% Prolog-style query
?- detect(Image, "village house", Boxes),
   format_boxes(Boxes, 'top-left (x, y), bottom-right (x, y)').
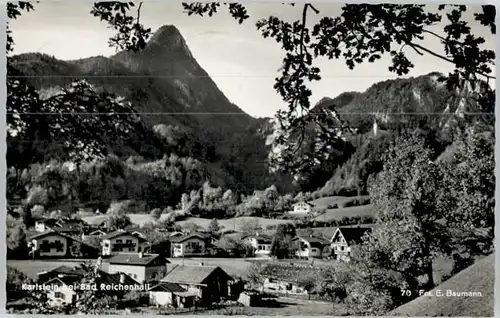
top-left (131, 230), bottom-right (148, 240)
top-left (34, 218), bottom-right (61, 232)
top-left (170, 233), bottom-right (209, 257)
top-left (105, 252), bottom-right (169, 283)
top-left (101, 230), bottom-right (146, 256)
top-left (243, 234), bottom-right (272, 257)
top-left (49, 224), bottom-right (83, 237)
top-left (168, 231), bottom-right (184, 238)
top-left (40, 267), bottom-right (139, 307)
top-left (260, 263), bottom-right (317, 296)
top-left (141, 239), bottom-right (172, 259)
top-left (293, 235), bottom-right (331, 259)
top-left (82, 228), bottom-right (107, 239)
top-left (330, 227), bottom-right (372, 261)
top-left (291, 201), bottom-right (315, 214)
top-left (37, 265), bottom-right (87, 284)
top-left (28, 231), bottom-right (99, 259)
top-left (148, 282), bottom-right (196, 309)
top-left (160, 264), bottom-right (234, 306)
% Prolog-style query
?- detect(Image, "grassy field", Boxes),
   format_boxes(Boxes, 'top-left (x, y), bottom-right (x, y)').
top-left (177, 216), bottom-right (293, 232)
top-left (312, 204), bottom-right (374, 222)
top-left (201, 297), bottom-right (344, 316)
top-left (83, 214), bottom-right (294, 231)
top-left (310, 195), bottom-right (369, 209)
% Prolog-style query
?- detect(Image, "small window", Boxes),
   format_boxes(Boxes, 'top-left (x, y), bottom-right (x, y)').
top-left (134, 274), bottom-right (137, 279)
top-left (116, 239), bottom-right (122, 243)
top-left (126, 239), bottom-right (132, 244)
top-left (55, 292), bottom-right (65, 300)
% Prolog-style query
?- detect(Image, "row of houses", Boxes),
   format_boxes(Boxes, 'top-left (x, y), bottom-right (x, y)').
top-left (27, 215), bottom-right (373, 261)
top-left (27, 225), bottom-right (371, 262)
top-left (26, 229), bottom-right (219, 260)
top-left (242, 226), bottom-right (372, 261)
top-left (37, 254), bottom-right (236, 309)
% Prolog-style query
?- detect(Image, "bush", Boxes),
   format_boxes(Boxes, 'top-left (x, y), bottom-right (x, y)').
top-left (150, 208), bottom-right (162, 220)
top-left (30, 205), bottom-right (46, 218)
top-left (327, 204), bottom-right (338, 209)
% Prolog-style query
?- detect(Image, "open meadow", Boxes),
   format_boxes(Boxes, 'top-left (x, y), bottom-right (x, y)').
top-left (313, 204), bottom-right (374, 222)
top-left (309, 195), bottom-right (370, 208)
top-left (83, 214), bottom-right (294, 231)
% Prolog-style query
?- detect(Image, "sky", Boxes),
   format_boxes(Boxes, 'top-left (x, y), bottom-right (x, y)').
top-left (10, 2), bottom-right (496, 118)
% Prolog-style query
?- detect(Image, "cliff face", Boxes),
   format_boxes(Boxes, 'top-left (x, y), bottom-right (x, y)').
top-left (315, 72), bottom-right (492, 133)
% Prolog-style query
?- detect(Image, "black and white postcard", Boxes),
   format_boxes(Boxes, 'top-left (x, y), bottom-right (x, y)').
top-left (6, 2), bottom-right (495, 316)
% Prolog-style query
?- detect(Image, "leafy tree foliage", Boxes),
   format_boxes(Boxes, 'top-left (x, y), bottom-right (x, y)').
top-left (207, 218), bottom-right (221, 234)
top-left (440, 129), bottom-right (495, 270)
top-left (368, 132), bottom-right (449, 290)
top-left (150, 208), bottom-right (162, 221)
top-left (270, 223), bottom-right (297, 259)
top-left (239, 219), bottom-right (262, 236)
top-left (105, 214), bottom-right (132, 231)
top-left (6, 266), bottom-right (29, 301)
top-left (7, 214), bottom-right (28, 257)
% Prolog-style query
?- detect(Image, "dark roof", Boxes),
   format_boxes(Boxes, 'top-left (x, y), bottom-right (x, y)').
top-left (42, 270), bottom-right (139, 288)
top-left (293, 201), bottom-right (315, 207)
top-left (334, 227), bottom-right (372, 244)
top-left (35, 218), bottom-right (59, 225)
top-left (260, 263), bottom-right (320, 283)
top-left (161, 265), bottom-right (233, 285)
top-left (60, 218), bottom-right (87, 225)
top-left (28, 230), bottom-right (69, 241)
top-left (170, 232), bottom-right (210, 243)
top-left (169, 232), bottom-right (184, 237)
top-left (131, 230), bottom-right (147, 238)
top-left (43, 275), bottom-right (81, 286)
top-left (107, 253), bottom-right (168, 266)
top-left (242, 234), bottom-right (273, 244)
top-left (296, 227), bottom-right (336, 241)
top-left (102, 230), bottom-right (146, 242)
top-left (293, 235), bottom-right (330, 245)
top-left (100, 271), bottom-right (140, 286)
top-left (38, 265), bottom-right (87, 277)
top-left (50, 224), bottom-right (83, 233)
top-left (88, 229), bottom-right (107, 236)
top-left (142, 239), bottom-right (171, 249)
top-left (149, 282), bottom-right (186, 293)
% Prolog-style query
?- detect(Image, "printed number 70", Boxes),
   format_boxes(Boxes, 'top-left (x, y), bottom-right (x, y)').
top-left (401, 290), bottom-right (412, 296)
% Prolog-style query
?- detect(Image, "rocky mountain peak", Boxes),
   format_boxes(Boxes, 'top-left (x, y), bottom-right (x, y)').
top-left (147, 25), bottom-right (192, 57)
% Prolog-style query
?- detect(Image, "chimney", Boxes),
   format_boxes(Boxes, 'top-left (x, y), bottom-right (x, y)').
top-left (119, 273), bottom-right (125, 284)
top-left (138, 252), bottom-right (143, 259)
